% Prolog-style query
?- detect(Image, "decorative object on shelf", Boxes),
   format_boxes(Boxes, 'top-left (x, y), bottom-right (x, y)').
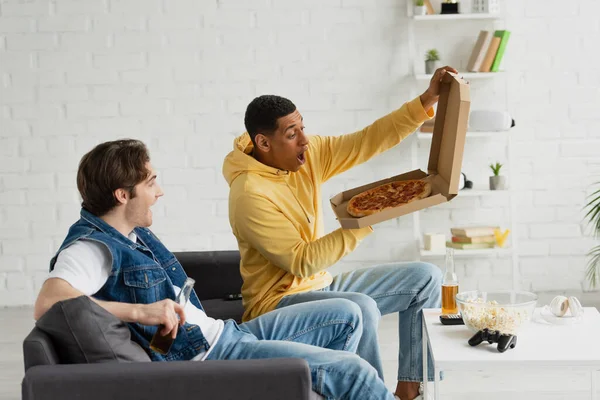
top-left (489, 162), bottom-right (506, 190)
top-left (449, 226), bottom-right (498, 250)
top-left (469, 109), bottom-right (515, 131)
top-left (424, 0), bottom-right (435, 14)
top-left (414, 0), bottom-right (427, 15)
top-left (469, 29), bottom-right (510, 72)
top-left (424, 49), bottom-right (440, 74)
top-left (472, 0), bottom-right (499, 14)
top-left (584, 181), bottom-right (600, 288)
top-left (441, 0), bottom-right (459, 14)
top-left (451, 226), bottom-right (498, 237)
top-left (466, 30), bottom-right (493, 72)
top-left (493, 228), bottom-right (510, 247)
top-left (459, 172), bottom-right (473, 190)
top-left (490, 30), bottom-right (511, 72)
top-left (424, 233), bottom-right (446, 252)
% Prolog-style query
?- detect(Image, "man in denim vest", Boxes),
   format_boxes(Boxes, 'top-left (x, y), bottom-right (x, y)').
top-left (34, 139), bottom-right (396, 400)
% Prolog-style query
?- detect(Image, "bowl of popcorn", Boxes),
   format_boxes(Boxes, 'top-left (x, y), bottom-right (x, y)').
top-left (455, 290), bottom-right (538, 334)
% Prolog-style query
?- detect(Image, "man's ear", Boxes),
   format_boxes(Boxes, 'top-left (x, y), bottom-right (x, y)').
top-left (113, 188), bottom-right (129, 205)
top-left (254, 133), bottom-right (271, 153)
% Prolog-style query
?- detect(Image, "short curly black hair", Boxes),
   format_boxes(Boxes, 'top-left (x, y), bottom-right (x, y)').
top-left (244, 95), bottom-right (297, 144)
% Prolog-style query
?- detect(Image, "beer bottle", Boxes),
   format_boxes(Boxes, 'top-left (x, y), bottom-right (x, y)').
top-left (149, 277), bottom-right (195, 355)
top-left (441, 247), bottom-right (459, 315)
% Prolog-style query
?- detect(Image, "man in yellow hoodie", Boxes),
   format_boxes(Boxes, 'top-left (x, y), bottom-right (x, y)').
top-left (223, 66), bottom-right (456, 400)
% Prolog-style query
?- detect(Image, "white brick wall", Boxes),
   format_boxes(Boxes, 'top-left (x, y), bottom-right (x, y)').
top-left (1, 0), bottom-right (599, 306)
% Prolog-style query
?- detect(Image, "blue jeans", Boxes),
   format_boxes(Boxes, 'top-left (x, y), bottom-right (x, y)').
top-left (277, 262), bottom-right (442, 382)
top-left (206, 298), bottom-right (395, 400)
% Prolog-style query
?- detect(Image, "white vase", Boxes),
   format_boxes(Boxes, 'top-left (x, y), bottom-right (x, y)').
top-left (414, 5), bottom-right (427, 15)
top-left (489, 176), bottom-right (507, 190)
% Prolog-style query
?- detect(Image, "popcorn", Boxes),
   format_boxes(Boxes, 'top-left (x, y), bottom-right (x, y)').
top-left (459, 298), bottom-right (531, 334)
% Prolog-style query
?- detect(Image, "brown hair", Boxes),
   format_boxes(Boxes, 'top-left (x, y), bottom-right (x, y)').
top-left (77, 139), bottom-right (151, 216)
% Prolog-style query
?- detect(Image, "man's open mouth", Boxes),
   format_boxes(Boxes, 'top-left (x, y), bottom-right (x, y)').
top-left (297, 152), bottom-right (306, 164)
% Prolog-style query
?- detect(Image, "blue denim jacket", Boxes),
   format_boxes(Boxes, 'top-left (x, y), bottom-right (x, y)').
top-left (50, 208), bottom-right (210, 361)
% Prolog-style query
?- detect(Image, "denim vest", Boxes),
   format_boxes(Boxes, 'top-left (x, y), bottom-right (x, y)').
top-left (50, 208), bottom-right (210, 361)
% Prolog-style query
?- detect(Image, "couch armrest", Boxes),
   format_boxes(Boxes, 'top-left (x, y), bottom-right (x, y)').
top-left (22, 358), bottom-right (312, 400)
top-left (23, 327), bottom-right (60, 371)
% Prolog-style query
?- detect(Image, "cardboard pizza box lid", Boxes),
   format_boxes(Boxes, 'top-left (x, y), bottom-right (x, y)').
top-left (427, 72), bottom-right (470, 198)
top-left (330, 72), bottom-right (470, 229)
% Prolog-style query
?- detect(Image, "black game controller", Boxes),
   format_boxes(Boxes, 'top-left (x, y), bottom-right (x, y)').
top-left (468, 328), bottom-right (517, 353)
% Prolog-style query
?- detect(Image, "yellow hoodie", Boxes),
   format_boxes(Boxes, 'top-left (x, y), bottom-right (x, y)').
top-left (223, 96), bottom-right (433, 322)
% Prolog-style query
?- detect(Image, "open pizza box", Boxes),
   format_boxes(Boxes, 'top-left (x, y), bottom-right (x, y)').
top-left (330, 72), bottom-right (470, 229)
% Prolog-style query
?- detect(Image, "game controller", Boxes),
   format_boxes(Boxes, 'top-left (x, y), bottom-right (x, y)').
top-left (468, 328), bottom-right (517, 353)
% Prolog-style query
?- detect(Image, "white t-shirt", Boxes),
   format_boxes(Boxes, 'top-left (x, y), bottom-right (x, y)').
top-left (48, 232), bottom-right (224, 361)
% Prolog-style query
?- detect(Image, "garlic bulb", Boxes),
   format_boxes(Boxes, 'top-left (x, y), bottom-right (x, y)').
top-left (549, 296), bottom-right (569, 317)
top-left (568, 296), bottom-right (583, 318)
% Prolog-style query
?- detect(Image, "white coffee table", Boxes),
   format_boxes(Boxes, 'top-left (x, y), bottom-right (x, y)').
top-left (422, 307), bottom-right (600, 400)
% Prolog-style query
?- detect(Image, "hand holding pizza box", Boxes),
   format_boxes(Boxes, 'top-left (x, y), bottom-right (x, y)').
top-left (330, 72), bottom-right (470, 229)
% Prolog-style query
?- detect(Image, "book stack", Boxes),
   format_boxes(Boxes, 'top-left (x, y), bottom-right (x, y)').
top-left (466, 30), bottom-right (511, 73)
top-left (446, 226), bottom-right (498, 250)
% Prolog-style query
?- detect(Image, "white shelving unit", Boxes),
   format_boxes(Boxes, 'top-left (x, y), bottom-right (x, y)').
top-left (406, 2), bottom-right (519, 290)
top-left (412, 13), bottom-right (500, 21)
top-left (420, 247), bottom-right (513, 258)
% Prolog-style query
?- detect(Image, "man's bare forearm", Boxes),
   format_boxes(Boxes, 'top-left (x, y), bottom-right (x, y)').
top-left (34, 278), bottom-right (184, 337)
top-left (34, 277), bottom-right (139, 322)
top-left (91, 298), bottom-right (140, 322)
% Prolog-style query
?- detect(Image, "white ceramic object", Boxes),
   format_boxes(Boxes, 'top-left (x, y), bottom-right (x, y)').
top-left (568, 296), bottom-right (583, 317)
top-left (414, 5), bottom-right (427, 15)
top-left (549, 295), bottom-right (569, 317)
top-left (424, 233), bottom-right (445, 252)
top-left (472, 0), bottom-right (499, 13)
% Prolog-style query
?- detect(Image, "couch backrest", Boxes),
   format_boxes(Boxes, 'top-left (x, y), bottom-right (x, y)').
top-left (173, 251), bottom-right (242, 300)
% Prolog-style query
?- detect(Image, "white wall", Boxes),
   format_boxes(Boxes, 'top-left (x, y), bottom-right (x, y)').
top-left (1, 0), bottom-right (599, 306)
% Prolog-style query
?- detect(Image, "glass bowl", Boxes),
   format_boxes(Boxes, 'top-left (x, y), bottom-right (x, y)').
top-left (455, 290), bottom-right (538, 334)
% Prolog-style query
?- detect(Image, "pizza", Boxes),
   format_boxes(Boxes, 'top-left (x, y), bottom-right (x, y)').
top-left (346, 179), bottom-right (432, 217)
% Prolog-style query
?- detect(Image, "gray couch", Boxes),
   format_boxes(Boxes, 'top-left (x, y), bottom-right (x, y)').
top-left (22, 251), bottom-right (323, 400)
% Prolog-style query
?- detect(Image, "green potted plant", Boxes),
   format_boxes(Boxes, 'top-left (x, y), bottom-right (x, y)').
top-left (489, 162), bottom-right (506, 190)
top-left (585, 184), bottom-right (600, 289)
top-left (414, 0), bottom-right (427, 15)
top-left (425, 49), bottom-right (440, 74)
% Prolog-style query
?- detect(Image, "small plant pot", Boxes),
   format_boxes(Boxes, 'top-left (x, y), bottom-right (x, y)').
top-left (414, 5), bottom-right (427, 15)
top-left (425, 60), bottom-right (439, 74)
top-left (489, 176), bottom-right (507, 190)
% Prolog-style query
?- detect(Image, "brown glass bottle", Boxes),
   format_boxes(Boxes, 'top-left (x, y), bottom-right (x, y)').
top-left (441, 247), bottom-right (459, 315)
